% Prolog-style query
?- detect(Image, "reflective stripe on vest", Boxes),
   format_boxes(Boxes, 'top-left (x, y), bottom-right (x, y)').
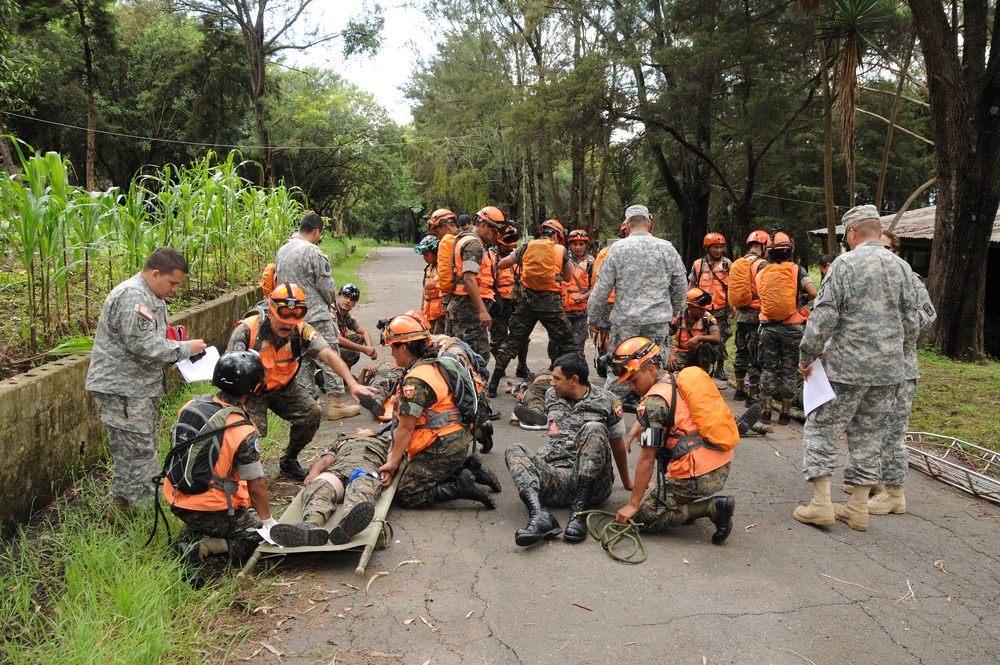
top-left (244, 314), bottom-right (303, 391)
top-left (645, 379), bottom-right (733, 478)
top-left (163, 400), bottom-right (255, 512)
top-left (395, 362), bottom-right (465, 459)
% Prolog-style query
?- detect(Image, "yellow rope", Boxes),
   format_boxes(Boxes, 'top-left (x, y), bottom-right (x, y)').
top-left (577, 510), bottom-right (647, 564)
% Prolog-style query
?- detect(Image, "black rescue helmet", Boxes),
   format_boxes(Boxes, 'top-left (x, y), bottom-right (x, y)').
top-left (213, 351), bottom-right (265, 396)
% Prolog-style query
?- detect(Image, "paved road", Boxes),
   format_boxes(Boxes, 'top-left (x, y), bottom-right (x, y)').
top-left (250, 246), bottom-right (1000, 665)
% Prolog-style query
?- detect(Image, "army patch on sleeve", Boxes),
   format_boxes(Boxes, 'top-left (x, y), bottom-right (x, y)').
top-left (402, 384), bottom-right (415, 398)
top-left (134, 303), bottom-right (154, 331)
top-left (636, 401), bottom-right (645, 417)
top-left (613, 399), bottom-right (624, 418)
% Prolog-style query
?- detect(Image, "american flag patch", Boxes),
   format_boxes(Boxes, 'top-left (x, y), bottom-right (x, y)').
top-left (136, 304), bottom-right (154, 320)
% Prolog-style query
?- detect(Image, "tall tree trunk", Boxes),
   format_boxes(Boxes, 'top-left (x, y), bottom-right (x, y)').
top-left (0, 113), bottom-right (20, 176)
top-left (77, 2), bottom-right (96, 191)
top-left (818, 36), bottom-right (838, 254)
top-left (875, 31), bottom-right (916, 212)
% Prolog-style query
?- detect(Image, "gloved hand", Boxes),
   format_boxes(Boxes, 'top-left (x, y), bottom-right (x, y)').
top-left (261, 517), bottom-right (278, 529)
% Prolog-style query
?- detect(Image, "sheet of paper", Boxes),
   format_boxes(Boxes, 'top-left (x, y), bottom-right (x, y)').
top-left (255, 524), bottom-right (278, 546)
top-left (175, 345), bottom-right (220, 383)
top-left (803, 358), bottom-right (836, 416)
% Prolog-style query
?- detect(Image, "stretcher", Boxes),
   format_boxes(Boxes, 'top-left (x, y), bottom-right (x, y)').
top-left (238, 460), bottom-right (404, 578)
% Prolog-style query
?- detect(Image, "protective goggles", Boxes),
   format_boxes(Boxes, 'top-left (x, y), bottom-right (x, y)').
top-left (272, 299), bottom-right (307, 320)
top-left (607, 341), bottom-right (660, 382)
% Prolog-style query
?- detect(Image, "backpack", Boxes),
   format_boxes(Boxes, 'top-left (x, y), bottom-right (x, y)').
top-left (520, 239), bottom-right (564, 292)
top-left (162, 396), bottom-right (253, 503)
top-left (417, 352), bottom-right (479, 426)
top-left (758, 262), bottom-right (806, 322)
top-left (666, 368), bottom-right (740, 451)
top-left (261, 263), bottom-right (276, 296)
top-left (729, 255), bottom-right (763, 309)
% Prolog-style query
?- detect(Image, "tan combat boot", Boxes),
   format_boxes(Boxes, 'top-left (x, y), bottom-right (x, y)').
top-left (835, 485), bottom-right (871, 531)
top-left (327, 394), bottom-right (361, 420)
top-left (843, 482), bottom-right (885, 495)
top-left (867, 485), bottom-right (906, 515)
top-left (793, 476), bottom-right (835, 526)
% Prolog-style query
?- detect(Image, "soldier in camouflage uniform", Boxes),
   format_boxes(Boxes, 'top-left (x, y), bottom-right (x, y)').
top-left (586, 205), bottom-right (687, 407)
top-left (377, 315), bottom-right (497, 509)
top-left (609, 338), bottom-right (736, 543)
top-left (795, 205), bottom-right (919, 533)
top-left (667, 288), bottom-right (722, 374)
top-left (506, 354), bottom-right (632, 545)
top-left (270, 431), bottom-right (387, 547)
top-left (756, 231), bottom-right (817, 425)
top-left (229, 284), bottom-right (374, 481)
top-left (489, 219), bottom-right (576, 398)
top-left (86, 247), bottom-right (208, 517)
top-left (334, 283), bottom-right (378, 369)
top-left (273, 213), bottom-right (359, 420)
top-left (446, 207), bottom-right (507, 363)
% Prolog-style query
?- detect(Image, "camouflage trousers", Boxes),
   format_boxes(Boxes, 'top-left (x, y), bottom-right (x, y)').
top-left (93, 392), bottom-right (160, 504)
top-left (733, 320), bottom-right (762, 383)
top-left (396, 428), bottom-right (474, 508)
top-left (635, 463), bottom-right (730, 532)
top-left (170, 506), bottom-right (261, 563)
top-left (505, 422), bottom-right (614, 507)
top-left (302, 436), bottom-right (389, 520)
top-left (495, 291), bottom-right (574, 373)
top-left (245, 380), bottom-right (321, 459)
top-left (447, 295), bottom-right (491, 364)
top-left (604, 321), bottom-right (673, 399)
top-left (430, 315), bottom-right (447, 335)
top-left (709, 309), bottom-right (731, 369)
top-left (489, 297), bottom-right (515, 360)
top-left (554, 310), bottom-right (589, 359)
top-left (297, 318), bottom-right (345, 397)
top-left (364, 363), bottom-right (404, 406)
top-left (672, 343), bottom-right (720, 374)
top-left (758, 322), bottom-right (804, 399)
top-left (879, 378), bottom-right (917, 486)
top-left (339, 331), bottom-right (365, 370)
top-left (802, 381), bottom-right (899, 485)
top-left (516, 375), bottom-right (551, 422)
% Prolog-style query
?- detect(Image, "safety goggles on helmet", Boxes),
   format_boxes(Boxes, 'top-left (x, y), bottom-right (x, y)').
top-left (475, 205), bottom-right (506, 229)
top-left (339, 283), bottom-right (361, 301)
top-left (427, 208), bottom-right (457, 229)
top-left (414, 234), bottom-right (440, 254)
top-left (567, 229), bottom-right (590, 243)
top-left (269, 283), bottom-right (308, 323)
top-left (686, 287), bottom-right (713, 308)
top-left (498, 224), bottom-right (520, 246)
top-left (608, 337), bottom-right (661, 383)
top-left (538, 219), bottom-right (565, 243)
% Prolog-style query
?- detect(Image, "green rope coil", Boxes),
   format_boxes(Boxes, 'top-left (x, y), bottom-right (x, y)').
top-left (576, 510), bottom-right (647, 564)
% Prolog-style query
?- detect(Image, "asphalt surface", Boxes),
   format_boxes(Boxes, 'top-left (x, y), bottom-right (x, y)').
top-left (249, 246), bottom-right (1000, 665)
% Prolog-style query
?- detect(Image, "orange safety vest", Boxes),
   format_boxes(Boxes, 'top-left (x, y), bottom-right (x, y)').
top-left (452, 233), bottom-right (495, 300)
top-left (519, 239), bottom-right (565, 292)
top-left (243, 314), bottom-right (304, 392)
top-left (562, 255), bottom-right (593, 311)
top-left (422, 264), bottom-right (445, 322)
top-left (593, 246), bottom-right (615, 304)
top-left (496, 260), bottom-right (515, 299)
top-left (643, 379), bottom-right (734, 479)
top-left (163, 398), bottom-right (255, 512)
top-left (395, 362), bottom-right (466, 459)
top-left (672, 312), bottom-right (714, 352)
top-left (437, 234), bottom-right (457, 296)
top-left (692, 256), bottom-right (730, 310)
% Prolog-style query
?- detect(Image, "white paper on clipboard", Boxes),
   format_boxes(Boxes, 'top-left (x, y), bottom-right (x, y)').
top-left (175, 346), bottom-right (220, 383)
top-left (803, 359), bottom-right (836, 415)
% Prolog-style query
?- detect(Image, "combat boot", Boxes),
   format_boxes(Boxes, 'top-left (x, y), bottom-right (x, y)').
top-left (358, 394), bottom-right (385, 419)
top-left (514, 489), bottom-right (562, 546)
top-left (107, 497), bottom-right (132, 525)
top-left (713, 366), bottom-right (729, 382)
top-left (327, 394), bottom-right (361, 421)
top-left (478, 421), bottom-right (494, 453)
top-left (329, 502), bottom-right (376, 545)
top-left (463, 455), bottom-right (502, 492)
top-left (867, 485), bottom-right (906, 515)
top-left (487, 369), bottom-right (504, 399)
top-left (432, 469), bottom-right (496, 509)
top-left (733, 375), bottom-right (747, 402)
top-left (563, 479), bottom-right (592, 542)
top-left (736, 401), bottom-right (763, 436)
top-left (513, 403), bottom-right (547, 427)
top-left (280, 455), bottom-right (308, 481)
top-left (709, 495), bottom-right (736, 544)
top-left (515, 364), bottom-right (530, 379)
top-left (793, 476), bottom-right (836, 526)
top-left (844, 482), bottom-right (884, 495)
top-left (173, 540), bottom-right (206, 589)
top-left (745, 383), bottom-right (760, 407)
top-left (271, 522), bottom-right (330, 547)
top-left (778, 397), bottom-right (793, 425)
top-left (759, 396), bottom-right (773, 424)
top-left (835, 485), bottom-right (871, 531)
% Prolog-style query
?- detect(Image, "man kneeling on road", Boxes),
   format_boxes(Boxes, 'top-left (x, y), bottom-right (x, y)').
top-left (506, 354), bottom-right (632, 546)
top-left (610, 337), bottom-right (736, 544)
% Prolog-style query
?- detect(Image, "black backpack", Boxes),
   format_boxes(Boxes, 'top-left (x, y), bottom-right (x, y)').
top-left (415, 353), bottom-right (479, 427)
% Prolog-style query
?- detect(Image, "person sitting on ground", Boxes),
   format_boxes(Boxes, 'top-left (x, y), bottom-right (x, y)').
top-left (667, 288), bottom-right (722, 373)
top-left (334, 283), bottom-right (378, 369)
top-left (608, 338), bottom-right (737, 544)
top-left (505, 353), bottom-right (632, 546)
top-left (165, 351), bottom-right (275, 582)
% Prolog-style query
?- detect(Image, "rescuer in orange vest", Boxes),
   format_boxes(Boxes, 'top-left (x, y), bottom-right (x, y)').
top-left (561, 229), bottom-right (596, 358)
top-left (688, 232), bottom-right (732, 381)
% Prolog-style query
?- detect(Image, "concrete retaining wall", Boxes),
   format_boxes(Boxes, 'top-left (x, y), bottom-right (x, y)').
top-left (0, 285), bottom-right (260, 535)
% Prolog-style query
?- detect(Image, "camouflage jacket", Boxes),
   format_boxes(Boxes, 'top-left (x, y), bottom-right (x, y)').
top-left (538, 385), bottom-right (626, 466)
top-left (274, 235), bottom-right (337, 325)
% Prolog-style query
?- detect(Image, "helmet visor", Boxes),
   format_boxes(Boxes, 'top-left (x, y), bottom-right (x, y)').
top-left (272, 302), bottom-right (307, 321)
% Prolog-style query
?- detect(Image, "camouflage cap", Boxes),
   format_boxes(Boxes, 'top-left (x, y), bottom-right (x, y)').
top-left (624, 204), bottom-right (650, 221)
top-left (842, 204), bottom-right (881, 231)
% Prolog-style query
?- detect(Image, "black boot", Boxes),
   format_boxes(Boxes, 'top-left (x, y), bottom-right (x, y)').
top-left (271, 522), bottom-right (329, 547)
top-left (515, 364), bottom-right (530, 378)
top-left (513, 403), bottom-right (547, 427)
top-left (733, 376), bottom-right (747, 402)
top-left (358, 394), bottom-right (385, 419)
top-left (280, 455), bottom-right (308, 481)
top-left (563, 479), bottom-right (592, 542)
top-left (710, 495), bottom-right (736, 545)
top-left (329, 502), bottom-right (376, 545)
top-left (463, 455), bottom-right (501, 492)
top-left (432, 469), bottom-right (496, 509)
top-left (514, 489), bottom-right (561, 546)
top-left (736, 401), bottom-right (763, 436)
top-left (487, 368), bottom-right (504, 399)
top-left (173, 540), bottom-right (206, 589)
top-left (478, 421), bottom-right (494, 454)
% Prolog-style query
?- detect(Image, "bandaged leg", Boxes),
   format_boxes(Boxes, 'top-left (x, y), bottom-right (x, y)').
top-left (301, 472), bottom-right (345, 525)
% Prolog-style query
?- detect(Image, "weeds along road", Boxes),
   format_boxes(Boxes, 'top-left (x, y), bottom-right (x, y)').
top-left (242, 246), bottom-right (1000, 665)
